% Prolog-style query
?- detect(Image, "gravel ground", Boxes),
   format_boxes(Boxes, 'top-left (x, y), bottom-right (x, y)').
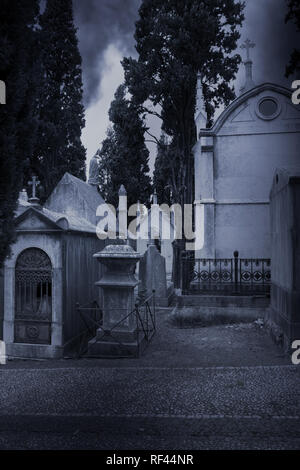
top-left (1, 308), bottom-right (290, 369)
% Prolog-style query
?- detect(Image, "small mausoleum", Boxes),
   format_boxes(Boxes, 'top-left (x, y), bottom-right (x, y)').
top-left (1, 173), bottom-right (106, 359)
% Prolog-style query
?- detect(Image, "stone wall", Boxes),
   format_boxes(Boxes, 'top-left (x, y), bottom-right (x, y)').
top-left (266, 167), bottom-right (300, 351)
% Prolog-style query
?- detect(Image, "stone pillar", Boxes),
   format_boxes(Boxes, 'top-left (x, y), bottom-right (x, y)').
top-left (88, 244), bottom-right (142, 357)
top-left (194, 135), bottom-right (215, 258)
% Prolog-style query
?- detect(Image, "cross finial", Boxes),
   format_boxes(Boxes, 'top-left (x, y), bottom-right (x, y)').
top-left (241, 38), bottom-right (255, 61)
top-left (28, 175), bottom-right (40, 203)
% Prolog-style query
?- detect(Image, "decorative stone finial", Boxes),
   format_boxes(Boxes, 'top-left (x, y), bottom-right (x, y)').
top-left (118, 184), bottom-right (127, 196)
top-left (28, 175), bottom-right (40, 205)
top-left (118, 184), bottom-right (127, 240)
top-left (240, 38), bottom-right (256, 95)
top-left (241, 38), bottom-right (255, 61)
top-left (152, 189), bottom-right (158, 205)
top-left (19, 189), bottom-right (28, 203)
top-left (88, 151), bottom-right (100, 186)
top-left (195, 72), bottom-right (207, 133)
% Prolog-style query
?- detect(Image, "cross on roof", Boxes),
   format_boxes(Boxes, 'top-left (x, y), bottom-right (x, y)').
top-left (28, 175), bottom-right (40, 200)
top-left (241, 38), bottom-right (255, 61)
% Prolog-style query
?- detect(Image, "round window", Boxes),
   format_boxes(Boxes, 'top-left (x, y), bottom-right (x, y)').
top-left (259, 99), bottom-right (278, 117)
top-left (256, 97), bottom-right (281, 120)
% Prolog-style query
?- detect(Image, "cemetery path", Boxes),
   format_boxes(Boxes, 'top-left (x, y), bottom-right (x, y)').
top-left (0, 309), bottom-right (299, 449)
top-left (1, 308), bottom-right (292, 369)
top-left (0, 364), bottom-right (299, 449)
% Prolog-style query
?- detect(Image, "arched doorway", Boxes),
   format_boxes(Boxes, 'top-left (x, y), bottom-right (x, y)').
top-left (14, 248), bottom-right (52, 344)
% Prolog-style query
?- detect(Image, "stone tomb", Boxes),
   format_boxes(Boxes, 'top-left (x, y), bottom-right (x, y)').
top-left (2, 173), bottom-right (106, 359)
top-left (88, 243), bottom-right (143, 357)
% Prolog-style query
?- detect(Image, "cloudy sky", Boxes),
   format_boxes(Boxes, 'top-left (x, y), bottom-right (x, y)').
top-left (73, 0), bottom-right (298, 173)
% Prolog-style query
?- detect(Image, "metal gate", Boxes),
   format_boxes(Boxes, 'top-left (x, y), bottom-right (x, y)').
top-left (182, 251), bottom-right (271, 295)
top-left (14, 248), bottom-right (52, 344)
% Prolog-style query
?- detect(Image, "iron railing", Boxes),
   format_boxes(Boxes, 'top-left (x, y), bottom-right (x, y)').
top-left (181, 251), bottom-right (271, 296)
top-left (75, 291), bottom-right (156, 358)
top-left (73, 300), bottom-right (103, 357)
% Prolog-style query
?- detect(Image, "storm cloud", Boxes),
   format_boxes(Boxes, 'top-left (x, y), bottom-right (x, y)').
top-left (74, 0), bottom-right (298, 107)
top-left (73, 0), bottom-right (141, 106)
top-left (235, 0), bottom-right (299, 92)
top-left (74, 0), bottom-right (299, 164)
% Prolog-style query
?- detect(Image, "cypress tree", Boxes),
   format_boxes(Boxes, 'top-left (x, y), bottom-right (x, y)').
top-left (0, 0), bottom-right (40, 267)
top-left (32, 0), bottom-right (86, 199)
top-left (285, 0), bottom-right (300, 76)
top-left (98, 84), bottom-right (152, 209)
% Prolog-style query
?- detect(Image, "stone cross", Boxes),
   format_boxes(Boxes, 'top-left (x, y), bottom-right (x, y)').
top-left (28, 175), bottom-right (40, 200)
top-left (241, 38), bottom-right (255, 61)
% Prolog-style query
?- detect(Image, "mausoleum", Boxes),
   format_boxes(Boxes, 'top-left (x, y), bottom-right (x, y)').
top-left (1, 173), bottom-right (106, 359)
top-left (194, 43), bottom-right (300, 259)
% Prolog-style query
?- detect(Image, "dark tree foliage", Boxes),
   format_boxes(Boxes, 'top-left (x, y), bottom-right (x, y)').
top-left (98, 84), bottom-right (152, 209)
top-left (0, 0), bottom-right (40, 267)
top-left (153, 133), bottom-right (173, 205)
top-left (285, 0), bottom-right (300, 77)
top-left (123, 0), bottom-right (245, 206)
top-left (31, 0), bottom-right (86, 200)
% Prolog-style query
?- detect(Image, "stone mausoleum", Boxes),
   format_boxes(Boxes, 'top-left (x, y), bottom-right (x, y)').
top-left (0, 173), bottom-right (106, 359)
top-left (194, 43), bottom-right (300, 259)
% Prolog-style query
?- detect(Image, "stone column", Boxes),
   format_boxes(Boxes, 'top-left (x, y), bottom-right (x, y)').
top-left (88, 244), bottom-right (142, 357)
top-left (194, 135), bottom-right (216, 258)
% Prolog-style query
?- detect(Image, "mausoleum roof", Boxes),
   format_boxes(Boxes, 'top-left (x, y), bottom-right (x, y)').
top-left (199, 83), bottom-right (292, 136)
top-left (15, 172), bottom-right (108, 235)
top-left (44, 172), bottom-right (108, 226)
top-left (15, 204), bottom-right (103, 234)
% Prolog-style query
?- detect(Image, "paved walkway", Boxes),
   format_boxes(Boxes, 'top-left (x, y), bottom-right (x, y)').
top-left (0, 309), bottom-right (299, 449)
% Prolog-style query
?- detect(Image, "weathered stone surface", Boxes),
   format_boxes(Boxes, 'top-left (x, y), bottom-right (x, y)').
top-left (266, 167), bottom-right (300, 352)
top-left (139, 244), bottom-right (172, 307)
top-left (88, 243), bottom-right (142, 357)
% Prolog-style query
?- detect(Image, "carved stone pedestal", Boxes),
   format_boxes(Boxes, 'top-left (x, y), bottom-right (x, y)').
top-left (88, 244), bottom-right (142, 357)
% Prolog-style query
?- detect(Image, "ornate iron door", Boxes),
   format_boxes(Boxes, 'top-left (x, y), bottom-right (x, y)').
top-left (15, 248), bottom-right (52, 344)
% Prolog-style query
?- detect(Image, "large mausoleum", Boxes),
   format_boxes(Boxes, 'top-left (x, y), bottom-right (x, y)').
top-left (194, 73), bottom-right (300, 260)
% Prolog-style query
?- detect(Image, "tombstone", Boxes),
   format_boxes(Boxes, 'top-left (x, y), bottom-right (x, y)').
top-left (139, 244), bottom-right (172, 307)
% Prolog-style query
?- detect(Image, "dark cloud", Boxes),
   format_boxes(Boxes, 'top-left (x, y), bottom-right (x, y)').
top-left (73, 0), bottom-right (141, 106)
top-left (236, 0), bottom-right (299, 91)
top-left (73, 0), bottom-right (299, 107)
